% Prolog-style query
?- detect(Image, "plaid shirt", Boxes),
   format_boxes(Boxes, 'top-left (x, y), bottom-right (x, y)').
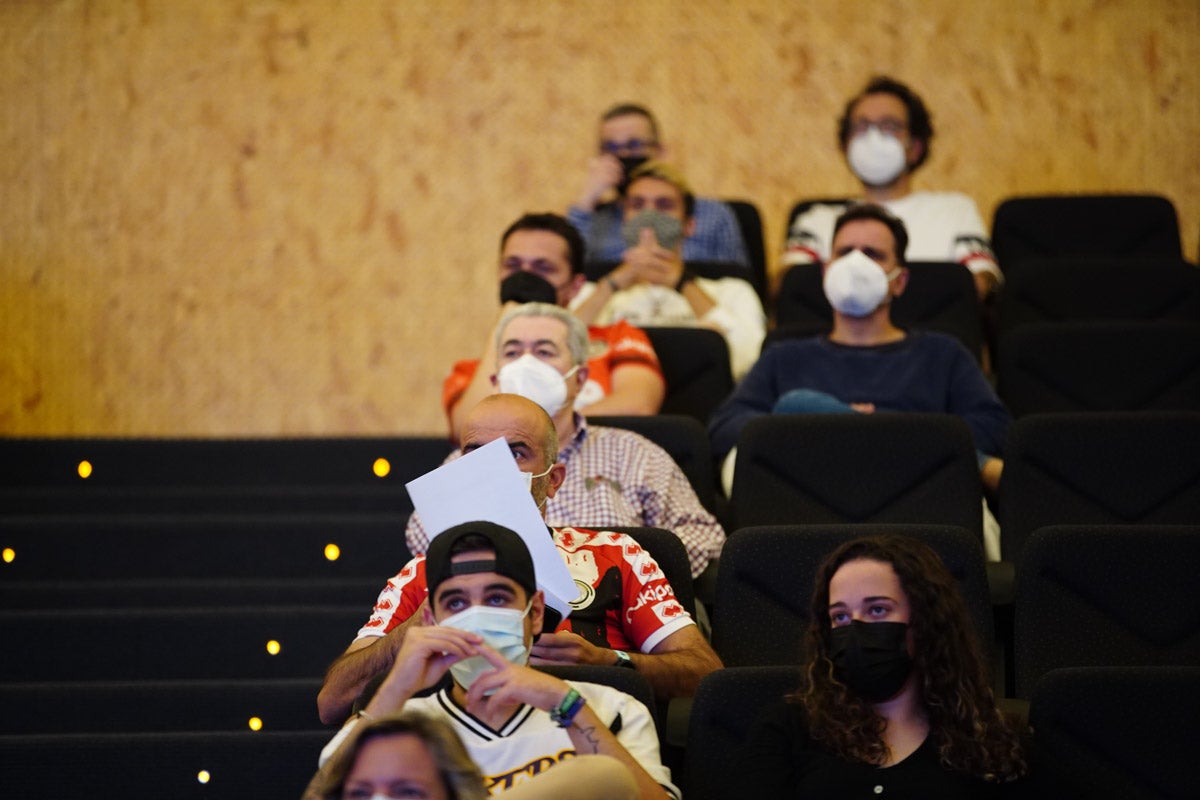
top-left (567, 197), bottom-right (750, 267)
top-left (405, 416), bottom-right (725, 577)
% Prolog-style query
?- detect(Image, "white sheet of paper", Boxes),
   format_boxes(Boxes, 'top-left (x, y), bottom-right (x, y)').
top-left (406, 437), bottom-right (579, 619)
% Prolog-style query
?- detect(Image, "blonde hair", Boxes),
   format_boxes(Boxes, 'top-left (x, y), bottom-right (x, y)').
top-left (626, 160), bottom-right (695, 217)
top-left (305, 711), bottom-right (488, 800)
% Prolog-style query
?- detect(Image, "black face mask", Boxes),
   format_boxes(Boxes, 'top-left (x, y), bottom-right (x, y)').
top-left (829, 620), bottom-right (913, 703)
top-left (500, 271), bottom-right (559, 306)
top-left (617, 155), bottom-right (650, 193)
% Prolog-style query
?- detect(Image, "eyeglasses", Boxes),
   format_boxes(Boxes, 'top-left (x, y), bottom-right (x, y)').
top-left (849, 117), bottom-right (907, 137)
top-left (600, 138), bottom-right (658, 156)
top-left (627, 195), bottom-right (679, 213)
top-left (833, 246), bottom-right (894, 265)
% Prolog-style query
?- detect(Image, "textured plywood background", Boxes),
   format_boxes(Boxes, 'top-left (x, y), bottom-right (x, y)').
top-left (3, 0), bottom-right (1197, 436)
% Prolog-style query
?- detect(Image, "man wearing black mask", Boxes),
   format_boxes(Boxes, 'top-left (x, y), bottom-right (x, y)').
top-left (566, 104), bottom-right (749, 267)
top-left (444, 212), bottom-right (664, 444)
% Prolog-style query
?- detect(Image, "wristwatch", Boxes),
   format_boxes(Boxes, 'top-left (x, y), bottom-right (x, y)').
top-left (613, 649), bottom-right (635, 669)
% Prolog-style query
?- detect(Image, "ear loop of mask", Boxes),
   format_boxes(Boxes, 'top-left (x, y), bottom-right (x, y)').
top-left (524, 461), bottom-right (556, 508)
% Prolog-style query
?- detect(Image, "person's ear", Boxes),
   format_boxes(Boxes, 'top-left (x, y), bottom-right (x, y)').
top-left (421, 600), bottom-right (437, 626)
top-left (545, 462), bottom-right (567, 498)
top-left (891, 267), bottom-right (910, 297)
top-left (573, 364), bottom-right (590, 390)
top-left (528, 590), bottom-right (546, 639)
top-left (561, 273), bottom-right (587, 305)
top-left (684, 215), bottom-right (697, 239)
top-left (906, 137), bottom-right (925, 168)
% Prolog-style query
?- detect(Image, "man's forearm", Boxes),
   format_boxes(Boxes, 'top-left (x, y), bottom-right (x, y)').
top-left (678, 280), bottom-right (717, 319)
top-left (565, 706), bottom-right (669, 800)
top-left (627, 640), bottom-right (722, 698)
top-left (581, 365), bottom-right (664, 417)
top-left (317, 623), bottom-right (413, 724)
top-left (570, 284), bottom-right (612, 327)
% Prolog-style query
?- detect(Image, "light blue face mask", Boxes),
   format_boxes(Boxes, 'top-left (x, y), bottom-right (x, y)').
top-left (439, 602), bottom-right (532, 692)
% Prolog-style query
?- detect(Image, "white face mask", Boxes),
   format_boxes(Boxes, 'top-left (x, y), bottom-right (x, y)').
top-left (521, 462), bottom-right (555, 491)
top-left (438, 602), bottom-right (532, 691)
top-left (522, 462), bottom-right (555, 511)
top-left (496, 354), bottom-right (578, 417)
top-left (823, 249), bottom-right (901, 317)
top-left (847, 127), bottom-right (908, 186)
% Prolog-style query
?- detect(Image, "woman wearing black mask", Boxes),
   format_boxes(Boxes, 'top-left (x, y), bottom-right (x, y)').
top-left (739, 535), bottom-right (1027, 797)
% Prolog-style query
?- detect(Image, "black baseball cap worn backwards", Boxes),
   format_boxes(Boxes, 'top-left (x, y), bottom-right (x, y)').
top-left (425, 520), bottom-right (538, 598)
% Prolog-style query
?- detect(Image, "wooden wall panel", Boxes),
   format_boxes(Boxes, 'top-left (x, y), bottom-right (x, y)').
top-left (2, 0), bottom-right (1197, 436)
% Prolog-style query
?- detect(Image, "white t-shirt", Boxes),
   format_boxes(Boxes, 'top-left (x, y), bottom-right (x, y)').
top-left (320, 680), bottom-right (679, 798)
top-left (571, 277), bottom-right (765, 380)
top-left (786, 192), bottom-right (1001, 283)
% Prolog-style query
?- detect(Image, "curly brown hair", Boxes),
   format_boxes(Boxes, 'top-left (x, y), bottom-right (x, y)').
top-left (837, 76), bottom-right (935, 171)
top-left (791, 534), bottom-right (1026, 782)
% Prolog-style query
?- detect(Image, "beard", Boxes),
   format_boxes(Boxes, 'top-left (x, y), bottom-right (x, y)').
top-left (531, 476), bottom-right (551, 512)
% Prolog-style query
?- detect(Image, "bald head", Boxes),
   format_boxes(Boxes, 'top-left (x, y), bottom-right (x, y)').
top-left (462, 395), bottom-right (563, 512)
top-left (462, 394), bottom-right (559, 473)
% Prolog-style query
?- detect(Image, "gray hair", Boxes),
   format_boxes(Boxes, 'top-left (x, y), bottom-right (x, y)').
top-left (495, 302), bottom-right (589, 367)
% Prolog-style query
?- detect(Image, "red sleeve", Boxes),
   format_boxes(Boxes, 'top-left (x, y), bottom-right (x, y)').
top-left (615, 536), bottom-right (691, 651)
top-left (441, 359), bottom-right (481, 423)
top-left (598, 321), bottom-right (662, 376)
top-left (547, 528), bottom-right (690, 652)
top-left (356, 557), bottom-right (429, 639)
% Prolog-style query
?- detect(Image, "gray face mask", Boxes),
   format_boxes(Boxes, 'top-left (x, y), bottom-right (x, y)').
top-left (621, 209), bottom-right (685, 251)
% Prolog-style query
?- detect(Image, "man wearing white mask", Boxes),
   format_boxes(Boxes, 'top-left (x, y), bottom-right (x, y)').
top-left (784, 76), bottom-right (1001, 300)
top-left (317, 520), bottom-right (679, 799)
top-left (318, 392), bottom-right (722, 725)
top-left (445, 213), bottom-right (665, 445)
top-left (710, 204), bottom-right (1008, 521)
top-left (570, 161), bottom-right (766, 379)
top-left (409, 303), bottom-right (725, 579)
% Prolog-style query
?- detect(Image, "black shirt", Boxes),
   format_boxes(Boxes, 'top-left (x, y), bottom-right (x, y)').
top-left (738, 700), bottom-right (1024, 799)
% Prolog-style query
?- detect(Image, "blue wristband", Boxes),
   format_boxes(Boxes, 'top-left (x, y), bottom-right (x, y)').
top-left (549, 687), bottom-right (587, 728)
